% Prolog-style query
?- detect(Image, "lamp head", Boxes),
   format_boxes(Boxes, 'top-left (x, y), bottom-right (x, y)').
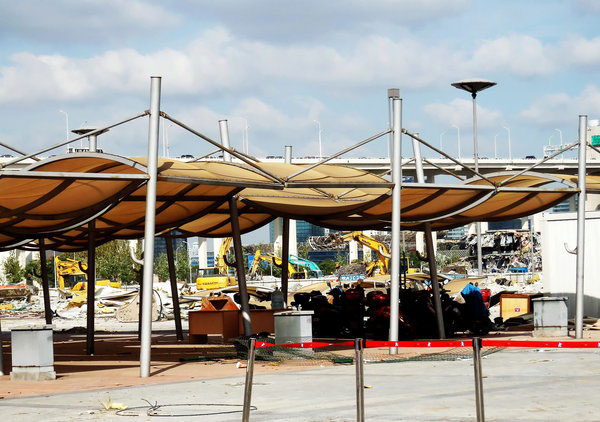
top-left (451, 79), bottom-right (496, 97)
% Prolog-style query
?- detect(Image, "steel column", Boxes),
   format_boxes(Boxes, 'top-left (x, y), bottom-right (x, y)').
top-left (165, 237), bottom-right (184, 341)
top-left (354, 338), bottom-right (365, 422)
top-left (86, 221), bottom-right (96, 355)
top-left (140, 76), bottom-right (161, 378)
top-left (472, 337), bottom-right (485, 422)
top-left (281, 145), bottom-right (292, 305)
top-left (411, 138), bottom-right (446, 338)
top-left (472, 94), bottom-right (483, 275)
top-left (388, 89), bottom-right (402, 353)
top-left (0, 320), bottom-right (3, 376)
top-left (575, 115), bottom-right (587, 339)
top-left (39, 238), bottom-right (52, 325)
top-left (242, 338), bottom-right (257, 422)
top-left (219, 119), bottom-right (232, 162)
top-left (230, 197), bottom-right (252, 336)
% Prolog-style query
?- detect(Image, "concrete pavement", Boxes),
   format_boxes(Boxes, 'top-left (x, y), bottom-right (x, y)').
top-left (1, 347), bottom-right (599, 421)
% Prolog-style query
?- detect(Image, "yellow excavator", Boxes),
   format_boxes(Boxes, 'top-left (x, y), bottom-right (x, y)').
top-left (55, 256), bottom-right (121, 291)
top-left (335, 231), bottom-right (415, 277)
top-left (247, 250), bottom-right (297, 280)
top-left (195, 237), bottom-right (237, 290)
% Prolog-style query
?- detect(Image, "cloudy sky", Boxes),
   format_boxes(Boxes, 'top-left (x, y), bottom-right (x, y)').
top-left (2, 0), bottom-right (600, 164)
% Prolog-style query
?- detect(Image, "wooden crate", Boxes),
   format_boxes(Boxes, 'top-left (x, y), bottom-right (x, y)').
top-left (500, 293), bottom-right (542, 320)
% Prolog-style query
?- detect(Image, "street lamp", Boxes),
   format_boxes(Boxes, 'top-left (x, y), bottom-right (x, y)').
top-left (59, 110), bottom-right (69, 151)
top-left (451, 125), bottom-right (461, 159)
top-left (452, 78), bottom-right (497, 276)
top-left (439, 131), bottom-right (445, 158)
top-left (555, 128), bottom-right (563, 145)
top-left (314, 120), bottom-right (323, 159)
top-left (549, 134), bottom-right (555, 146)
top-left (503, 126), bottom-right (511, 161)
top-left (241, 118), bottom-right (249, 154)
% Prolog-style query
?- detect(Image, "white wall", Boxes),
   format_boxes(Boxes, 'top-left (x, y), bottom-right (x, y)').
top-left (541, 211), bottom-right (600, 318)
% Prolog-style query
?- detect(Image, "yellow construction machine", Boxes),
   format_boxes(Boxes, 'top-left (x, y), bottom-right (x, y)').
top-left (195, 237), bottom-right (237, 290)
top-left (55, 256), bottom-right (121, 291)
top-left (247, 250), bottom-right (297, 280)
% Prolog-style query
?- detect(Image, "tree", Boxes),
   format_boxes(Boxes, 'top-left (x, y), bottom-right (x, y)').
top-left (318, 259), bottom-right (337, 275)
top-left (153, 253), bottom-right (169, 282)
top-left (95, 240), bottom-right (138, 284)
top-left (297, 242), bottom-right (310, 259)
top-left (23, 258), bottom-right (53, 285)
top-left (175, 246), bottom-right (190, 282)
top-left (3, 251), bottom-right (24, 284)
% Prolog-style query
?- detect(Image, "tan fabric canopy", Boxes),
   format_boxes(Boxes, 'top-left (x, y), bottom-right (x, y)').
top-left (0, 154), bottom-right (585, 251)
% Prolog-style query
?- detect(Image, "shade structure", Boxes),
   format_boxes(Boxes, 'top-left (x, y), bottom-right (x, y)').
top-left (0, 153), bottom-right (588, 251)
top-left (0, 154), bottom-right (394, 250)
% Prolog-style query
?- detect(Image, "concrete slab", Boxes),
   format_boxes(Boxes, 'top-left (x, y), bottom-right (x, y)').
top-left (0, 348), bottom-right (599, 421)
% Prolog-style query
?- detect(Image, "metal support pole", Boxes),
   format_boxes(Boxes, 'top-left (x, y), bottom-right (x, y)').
top-left (412, 134), bottom-right (446, 338)
top-left (165, 237), bottom-right (184, 341)
top-left (140, 76), bottom-right (161, 378)
top-left (575, 115), bottom-right (587, 339)
top-left (230, 196), bottom-right (252, 336)
top-left (39, 238), bottom-right (52, 325)
top-left (472, 94), bottom-right (483, 276)
top-left (86, 221), bottom-right (96, 355)
top-left (472, 337), bottom-right (485, 422)
top-left (219, 120), bottom-right (232, 162)
top-left (0, 320), bottom-right (3, 376)
top-left (242, 338), bottom-right (257, 422)
top-left (388, 89), bottom-right (402, 354)
top-left (281, 145), bottom-right (292, 305)
top-left (89, 134), bottom-right (97, 153)
top-left (354, 338), bottom-right (365, 422)
top-left (281, 218), bottom-right (290, 305)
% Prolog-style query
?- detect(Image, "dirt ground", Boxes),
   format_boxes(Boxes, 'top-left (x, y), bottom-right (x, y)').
top-left (1, 316), bottom-right (598, 400)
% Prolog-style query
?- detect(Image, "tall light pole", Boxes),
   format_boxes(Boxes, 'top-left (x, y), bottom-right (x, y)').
top-left (59, 110), bottom-right (69, 151)
top-left (439, 131), bottom-right (445, 158)
top-left (241, 118), bottom-right (249, 154)
top-left (549, 134), bottom-right (555, 146)
top-left (452, 125), bottom-right (461, 159)
top-left (503, 126), bottom-right (511, 160)
top-left (452, 78), bottom-right (497, 276)
top-left (314, 120), bottom-right (322, 159)
top-left (555, 128), bottom-right (563, 145)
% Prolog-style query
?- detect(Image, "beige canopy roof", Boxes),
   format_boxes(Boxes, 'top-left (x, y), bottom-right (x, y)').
top-left (0, 154), bottom-right (585, 250)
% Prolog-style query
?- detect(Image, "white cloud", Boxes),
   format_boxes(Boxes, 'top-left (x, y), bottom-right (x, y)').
top-left (181, 0), bottom-right (469, 41)
top-left (423, 98), bottom-right (502, 129)
top-left (520, 85), bottom-right (600, 126)
top-left (470, 34), bottom-right (557, 77)
top-left (0, 0), bottom-right (180, 42)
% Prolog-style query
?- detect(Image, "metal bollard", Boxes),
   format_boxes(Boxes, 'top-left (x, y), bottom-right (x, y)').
top-left (242, 338), bottom-right (257, 422)
top-left (472, 337), bottom-right (485, 422)
top-left (355, 338), bottom-right (365, 422)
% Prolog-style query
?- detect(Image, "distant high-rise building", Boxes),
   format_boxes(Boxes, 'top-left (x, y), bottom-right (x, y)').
top-left (269, 220), bottom-right (325, 244)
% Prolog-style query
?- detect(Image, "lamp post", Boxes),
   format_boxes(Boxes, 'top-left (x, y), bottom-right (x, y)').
top-left (314, 120), bottom-right (323, 159)
top-left (503, 126), bottom-right (511, 160)
top-left (549, 134), bottom-right (555, 146)
top-left (555, 128), bottom-right (563, 146)
top-left (452, 125), bottom-right (461, 159)
top-left (452, 78), bottom-right (497, 276)
top-left (59, 110), bottom-right (69, 152)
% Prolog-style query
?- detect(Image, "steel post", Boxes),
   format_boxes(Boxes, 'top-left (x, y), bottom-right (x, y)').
top-left (86, 221), bottom-right (96, 355)
top-left (39, 238), bottom-right (52, 325)
top-left (575, 115), bottom-right (587, 339)
top-left (411, 136), bottom-right (446, 338)
top-left (165, 237), bottom-right (184, 341)
top-left (242, 338), bottom-right (257, 422)
top-left (472, 95), bottom-right (483, 275)
top-left (0, 320), bottom-right (3, 376)
top-left (140, 76), bottom-right (161, 378)
top-left (219, 119), bottom-right (232, 162)
top-left (89, 134), bottom-right (97, 153)
top-left (472, 337), bottom-right (485, 422)
top-left (281, 218), bottom-right (290, 305)
top-left (354, 338), bottom-right (365, 422)
top-left (388, 89), bottom-right (402, 354)
top-left (230, 196), bottom-right (252, 336)
top-left (281, 146), bottom-right (292, 305)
